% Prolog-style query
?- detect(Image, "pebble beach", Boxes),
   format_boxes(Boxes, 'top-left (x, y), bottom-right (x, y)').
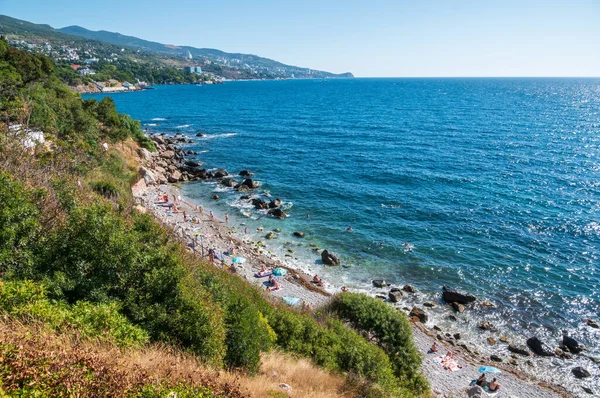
top-left (132, 175), bottom-right (566, 398)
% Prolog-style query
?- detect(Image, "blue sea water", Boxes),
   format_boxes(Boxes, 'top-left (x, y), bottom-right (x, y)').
top-left (87, 78), bottom-right (600, 392)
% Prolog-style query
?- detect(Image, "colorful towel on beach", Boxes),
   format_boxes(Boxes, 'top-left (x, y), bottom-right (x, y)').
top-left (433, 356), bottom-right (461, 372)
top-left (254, 271), bottom-right (272, 278)
top-left (283, 297), bottom-right (300, 306)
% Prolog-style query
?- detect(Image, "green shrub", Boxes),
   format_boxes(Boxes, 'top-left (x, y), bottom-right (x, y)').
top-left (224, 297), bottom-right (275, 373)
top-left (0, 173), bottom-right (41, 278)
top-left (329, 293), bottom-right (428, 395)
top-left (90, 180), bottom-right (120, 198)
top-left (0, 279), bottom-right (149, 347)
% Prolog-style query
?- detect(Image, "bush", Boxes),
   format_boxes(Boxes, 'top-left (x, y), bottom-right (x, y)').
top-left (0, 279), bottom-right (149, 347)
top-left (0, 173), bottom-right (41, 278)
top-left (329, 293), bottom-right (428, 395)
top-left (224, 297), bottom-right (275, 373)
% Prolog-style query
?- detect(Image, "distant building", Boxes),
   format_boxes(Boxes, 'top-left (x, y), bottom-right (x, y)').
top-left (70, 64), bottom-right (81, 70)
top-left (84, 58), bottom-right (99, 64)
top-left (78, 68), bottom-right (96, 76)
top-left (184, 66), bottom-right (202, 74)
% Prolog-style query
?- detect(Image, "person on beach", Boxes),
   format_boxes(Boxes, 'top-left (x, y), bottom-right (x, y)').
top-left (489, 378), bottom-right (500, 392)
top-left (199, 205), bottom-right (203, 214)
top-left (244, 227), bottom-right (248, 234)
top-left (225, 213), bottom-right (229, 224)
top-left (476, 374), bottom-right (486, 387)
top-left (210, 211), bottom-right (214, 219)
top-left (430, 342), bottom-right (439, 353)
top-left (341, 286), bottom-right (349, 292)
top-left (183, 211), bottom-right (187, 221)
top-left (313, 274), bottom-right (325, 287)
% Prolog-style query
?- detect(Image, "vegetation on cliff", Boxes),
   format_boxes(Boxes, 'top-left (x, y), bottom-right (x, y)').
top-left (0, 40), bottom-right (425, 397)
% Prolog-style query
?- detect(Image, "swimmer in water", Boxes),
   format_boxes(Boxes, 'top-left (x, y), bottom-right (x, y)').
top-left (346, 226), bottom-right (353, 231)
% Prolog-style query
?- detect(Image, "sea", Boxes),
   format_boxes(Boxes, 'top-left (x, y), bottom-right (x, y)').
top-left (86, 78), bottom-right (600, 396)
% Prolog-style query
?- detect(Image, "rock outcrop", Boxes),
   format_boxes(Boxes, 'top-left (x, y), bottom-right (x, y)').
top-left (442, 286), bottom-right (476, 304)
top-left (321, 250), bottom-right (340, 265)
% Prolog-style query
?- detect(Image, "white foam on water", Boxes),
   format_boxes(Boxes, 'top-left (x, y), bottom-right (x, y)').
top-left (152, 117), bottom-right (166, 121)
top-left (198, 133), bottom-right (238, 140)
top-left (176, 124), bottom-right (192, 128)
top-left (145, 123), bottom-right (158, 126)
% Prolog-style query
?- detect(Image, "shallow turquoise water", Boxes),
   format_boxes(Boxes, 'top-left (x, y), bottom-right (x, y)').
top-left (87, 78), bottom-right (600, 389)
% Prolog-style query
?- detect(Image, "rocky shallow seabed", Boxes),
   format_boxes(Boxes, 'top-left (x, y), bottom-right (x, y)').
top-left (134, 132), bottom-right (599, 397)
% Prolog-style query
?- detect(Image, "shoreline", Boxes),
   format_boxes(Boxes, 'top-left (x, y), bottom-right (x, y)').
top-left (130, 140), bottom-right (568, 397)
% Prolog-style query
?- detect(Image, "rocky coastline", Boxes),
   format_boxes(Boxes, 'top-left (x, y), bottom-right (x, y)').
top-left (132, 132), bottom-right (597, 397)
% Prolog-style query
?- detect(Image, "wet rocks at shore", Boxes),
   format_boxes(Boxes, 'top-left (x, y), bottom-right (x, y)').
top-left (527, 337), bottom-right (555, 357)
top-left (508, 344), bottom-right (531, 356)
top-left (388, 288), bottom-right (403, 303)
top-left (410, 307), bottom-right (428, 323)
top-left (442, 286), bottom-right (477, 304)
top-left (572, 366), bottom-right (591, 379)
top-left (321, 250), bottom-right (340, 265)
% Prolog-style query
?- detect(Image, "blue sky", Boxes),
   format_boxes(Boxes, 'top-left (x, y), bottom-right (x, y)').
top-left (1, 0), bottom-right (599, 77)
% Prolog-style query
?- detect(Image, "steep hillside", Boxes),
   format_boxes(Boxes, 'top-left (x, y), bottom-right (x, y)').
top-left (0, 15), bottom-right (353, 80)
top-left (59, 24), bottom-right (354, 79)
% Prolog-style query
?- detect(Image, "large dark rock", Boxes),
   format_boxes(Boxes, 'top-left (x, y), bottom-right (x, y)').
top-left (293, 231), bottom-right (305, 238)
top-left (184, 160), bottom-right (201, 167)
top-left (240, 195), bottom-right (251, 200)
top-left (221, 178), bottom-right (236, 187)
top-left (563, 335), bottom-right (583, 354)
top-left (388, 290), bottom-right (403, 303)
top-left (526, 337), bottom-right (555, 357)
top-left (268, 208), bottom-right (288, 219)
top-left (213, 169), bottom-right (228, 178)
top-left (242, 178), bottom-right (259, 189)
top-left (490, 354), bottom-right (503, 362)
top-left (402, 284), bottom-right (416, 293)
top-left (269, 198), bottom-right (282, 208)
top-left (239, 170), bottom-right (254, 177)
top-left (321, 250), bottom-right (341, 265)
top-left (508, 344), bottom-right (531, 356)
top-left (152, 135), bottom-right (166, 145)
top-left (572, 366), bottom-right (591, 378)
top-left (252, 198), bottom-right (269, 210)
top-left (586, 318), bottom-right (600, 329)
top-left (442, 286), bottom-right (477, 304)
top-left (372, 280), bottom-right (387, 288)
top-left (409, 307), bottom-right (428, 323)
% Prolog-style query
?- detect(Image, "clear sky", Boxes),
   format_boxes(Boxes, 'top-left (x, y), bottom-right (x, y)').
top-left (1, 0), bottom-right (599, 77)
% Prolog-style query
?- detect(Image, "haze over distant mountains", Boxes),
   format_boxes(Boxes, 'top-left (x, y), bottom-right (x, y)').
top-left (0, 15), bottom-right (353, 80)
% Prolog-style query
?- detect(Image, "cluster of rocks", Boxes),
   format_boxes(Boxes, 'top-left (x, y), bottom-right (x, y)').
top-left (139, 135), bottom-right (212, 185)
top-left (138, 134), bottom-right (289, 220)
top-left (367, 282), bottom-right (598, 384)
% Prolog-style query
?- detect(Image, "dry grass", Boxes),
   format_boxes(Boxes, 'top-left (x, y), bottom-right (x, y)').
top-left (232, 352), bottom-right (350, 398)
top-left (0, 319), bottom-right (350, 398)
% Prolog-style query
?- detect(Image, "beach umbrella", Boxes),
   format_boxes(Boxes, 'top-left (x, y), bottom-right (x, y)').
top-left (478, 366), bottom-right (502, 374)
top-left (272, 268), bottom-right (287, 276)
top-left (232, 257), bottom-right (246, 264)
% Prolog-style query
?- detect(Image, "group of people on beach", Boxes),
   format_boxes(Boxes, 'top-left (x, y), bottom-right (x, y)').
top-left (476, 373), bottom-right (501, 392)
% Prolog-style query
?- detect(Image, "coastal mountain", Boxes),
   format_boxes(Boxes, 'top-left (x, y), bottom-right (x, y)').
top-left (59, 25), bottom-right (354, 79)
top-left (0, 15), bottom-right (353, 80)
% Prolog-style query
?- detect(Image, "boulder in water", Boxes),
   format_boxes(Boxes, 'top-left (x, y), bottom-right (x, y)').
top-left (452, 302), bottom-right (465, 313)
top-left (221, 178), bottom-right (236, 187)
top-left (562, 335), bottom-right (583, 354)
top-left (321, 250), bottom-right (341, 265)
top-left (442, 286), bottom-right (476, 304)
top-left (479, 321), bottom-right (496, 331)
top-left (586, 318), bottom-right (599, 329)
top-left (265, 232), bottom-right (277, 239)
top-left (269, 198), bottom-right (282, 208)
top-left (239, 170), bottom-right (254, 177)
top-left (213, 169), bottom-right (228, 178)
top-left (372, 279), bottom-right (386, 288)
top-left (526, 337), bottom-right (555, 357)
top-left (252, 198), bottom-right (269, 210)
top-left (388, 290), bottom-right (403, 303)
top-left (268, 208), bottom-right (287, 219)
top-left (211, 194), bottom-right (219, 200)
top-left (402, 284), bottom-right (416, 293)
top-left (293, 231), bottom-right (305, 238)
top-left (242, 178), bottom-right (259, 189)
